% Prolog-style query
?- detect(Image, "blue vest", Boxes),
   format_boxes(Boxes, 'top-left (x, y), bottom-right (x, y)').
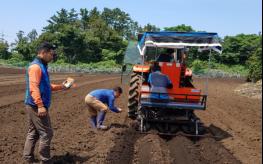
top-left (25, 58), bottom-right (51, 109)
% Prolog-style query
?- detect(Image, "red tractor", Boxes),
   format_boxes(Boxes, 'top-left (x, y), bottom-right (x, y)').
top-left (126, 31), bottom-right (222, 135)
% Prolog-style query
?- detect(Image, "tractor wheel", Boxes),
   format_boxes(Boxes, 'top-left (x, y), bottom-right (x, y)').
top-left (130, 72), bottom-right (138, 78)
top-left (128, 72), bottom-right (141, 119)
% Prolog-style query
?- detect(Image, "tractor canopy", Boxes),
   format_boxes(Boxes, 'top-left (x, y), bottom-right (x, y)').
top-left (137, 31), bottom-right (222, 56)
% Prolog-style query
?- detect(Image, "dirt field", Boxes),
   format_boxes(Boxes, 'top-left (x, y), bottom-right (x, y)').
top-left (0, 66), bottom-right (261, 164)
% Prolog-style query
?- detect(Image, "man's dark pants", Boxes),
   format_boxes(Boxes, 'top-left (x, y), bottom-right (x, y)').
top-left (23, 106), bottom-right (53, 163)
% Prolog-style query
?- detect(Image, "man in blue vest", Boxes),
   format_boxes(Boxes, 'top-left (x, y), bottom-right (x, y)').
top-left (23, 42), bottom-right (74, 164)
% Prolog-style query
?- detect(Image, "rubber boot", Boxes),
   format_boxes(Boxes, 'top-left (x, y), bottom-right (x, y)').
top-left (90, 116), bottom-right (97, 128)
top-left (97, 111), bottom-right (107, 130)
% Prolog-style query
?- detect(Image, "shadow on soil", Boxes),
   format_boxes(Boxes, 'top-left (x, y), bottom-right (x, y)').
top-left (207, 124), bottom-right (232, 141)
top-left (52, 152), bottom-right (93, 164)
top-left (157, 123), bottom-right (232, 142)
top-left (110, 123), bottom-right (129, 128)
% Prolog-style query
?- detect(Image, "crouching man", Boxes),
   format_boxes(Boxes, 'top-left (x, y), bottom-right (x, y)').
top-left (84, 86), bottom-right (122, 130)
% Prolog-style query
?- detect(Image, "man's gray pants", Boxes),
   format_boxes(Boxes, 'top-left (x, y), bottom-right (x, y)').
top-left (23, 106), bottom-right (53, 163)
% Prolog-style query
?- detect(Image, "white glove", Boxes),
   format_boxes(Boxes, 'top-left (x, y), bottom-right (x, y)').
top-left (63, 77), bottom-right (75, 89)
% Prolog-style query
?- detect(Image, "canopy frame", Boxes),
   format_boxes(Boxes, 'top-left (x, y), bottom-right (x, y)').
top-left (137, 31), bottom-right (222, 56)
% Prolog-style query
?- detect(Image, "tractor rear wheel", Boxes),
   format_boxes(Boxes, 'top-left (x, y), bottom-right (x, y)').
top-left (128, 72), bottom-right (141, 119)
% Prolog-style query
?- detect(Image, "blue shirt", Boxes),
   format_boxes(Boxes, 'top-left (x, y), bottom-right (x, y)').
top-left (89, 89), bottom-right (119, 113)
top-left (148, 71), bottom-right (172, 99)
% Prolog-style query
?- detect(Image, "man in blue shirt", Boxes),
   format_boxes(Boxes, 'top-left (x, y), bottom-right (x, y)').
top-left (84, 87), bottom-right (122, 130)
top-left (148, 63), bottom-right (173, 99)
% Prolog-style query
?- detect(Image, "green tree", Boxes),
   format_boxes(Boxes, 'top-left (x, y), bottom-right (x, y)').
top-left (40, 7), bottom-right (128, 64)
top-left (0, 41), bottom-right (10, 59)
top-left (164, 24), bottom-right (195, 32)
top-left (101, 8), bottom-right (139, 39)
top-left (141, 23), bottom-right (160, 32)
top-left (80, 8), bottom-right (89, 30)
top-left (246, 36), bottom-right (262, 82)
top-left (27, 29), bottom-right (38, 42)
top-left (43, 8), bottom-right (85, 63)
top-left (14, 31), bottom-right (32, 61)
top-left (44, 8), bottom-right (79, 33)
top-left (222, 34), bottom-right (260, 65)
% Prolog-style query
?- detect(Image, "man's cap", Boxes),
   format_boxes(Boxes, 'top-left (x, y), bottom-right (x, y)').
top-left (37, 41), bottom-right (56, 53)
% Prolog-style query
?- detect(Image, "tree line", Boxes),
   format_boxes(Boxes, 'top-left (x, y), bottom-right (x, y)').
top-left (0, 7), bottom-right (261, 81)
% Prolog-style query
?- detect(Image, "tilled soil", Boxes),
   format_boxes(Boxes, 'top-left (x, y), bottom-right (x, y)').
top-left (0, 67), bottom-right (261, 164)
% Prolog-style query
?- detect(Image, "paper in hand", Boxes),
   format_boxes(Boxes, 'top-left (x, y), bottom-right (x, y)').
top-left (63, 77), bottom-right (75, 89)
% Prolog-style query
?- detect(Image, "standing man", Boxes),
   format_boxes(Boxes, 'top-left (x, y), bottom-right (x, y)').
top-left (84, 87), bottom-right (123, 130)
top-left (24, 42), bottom-right (74, 164)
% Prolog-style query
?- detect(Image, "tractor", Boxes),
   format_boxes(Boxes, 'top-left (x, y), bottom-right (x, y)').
top-left (126, 31), bottom-right (222, 136)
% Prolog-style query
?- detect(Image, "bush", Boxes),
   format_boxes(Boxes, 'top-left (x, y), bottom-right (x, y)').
top-left (2, 53), bottom-right (28, 67)
top-left (190, 59), bottom-right (248, 78)
top-left (246, 47), bottom-right (262, 82)
top-left (190, 60), bottom-right (207, 74)
top-left (10, 52), bottom-right (24, 60)
top-left (102, 49), bottom-right (117, 61)
top-left (49, 60), bottom-right (121, 73)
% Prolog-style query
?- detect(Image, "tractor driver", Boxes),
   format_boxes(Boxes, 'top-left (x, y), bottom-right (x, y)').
top-left (148, 63), bottom-right (173, 100)
top-left (157, 48), bottom-right (174, 62)
top-left (180, 49), bottom-right (193, 87)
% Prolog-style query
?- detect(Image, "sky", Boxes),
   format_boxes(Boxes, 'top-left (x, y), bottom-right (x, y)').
top-left (0, 0), bottom-right (262, 43)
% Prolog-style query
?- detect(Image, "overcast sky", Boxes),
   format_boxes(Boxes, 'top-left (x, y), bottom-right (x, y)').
top-left (0, 0), bottom-right (262, 43)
